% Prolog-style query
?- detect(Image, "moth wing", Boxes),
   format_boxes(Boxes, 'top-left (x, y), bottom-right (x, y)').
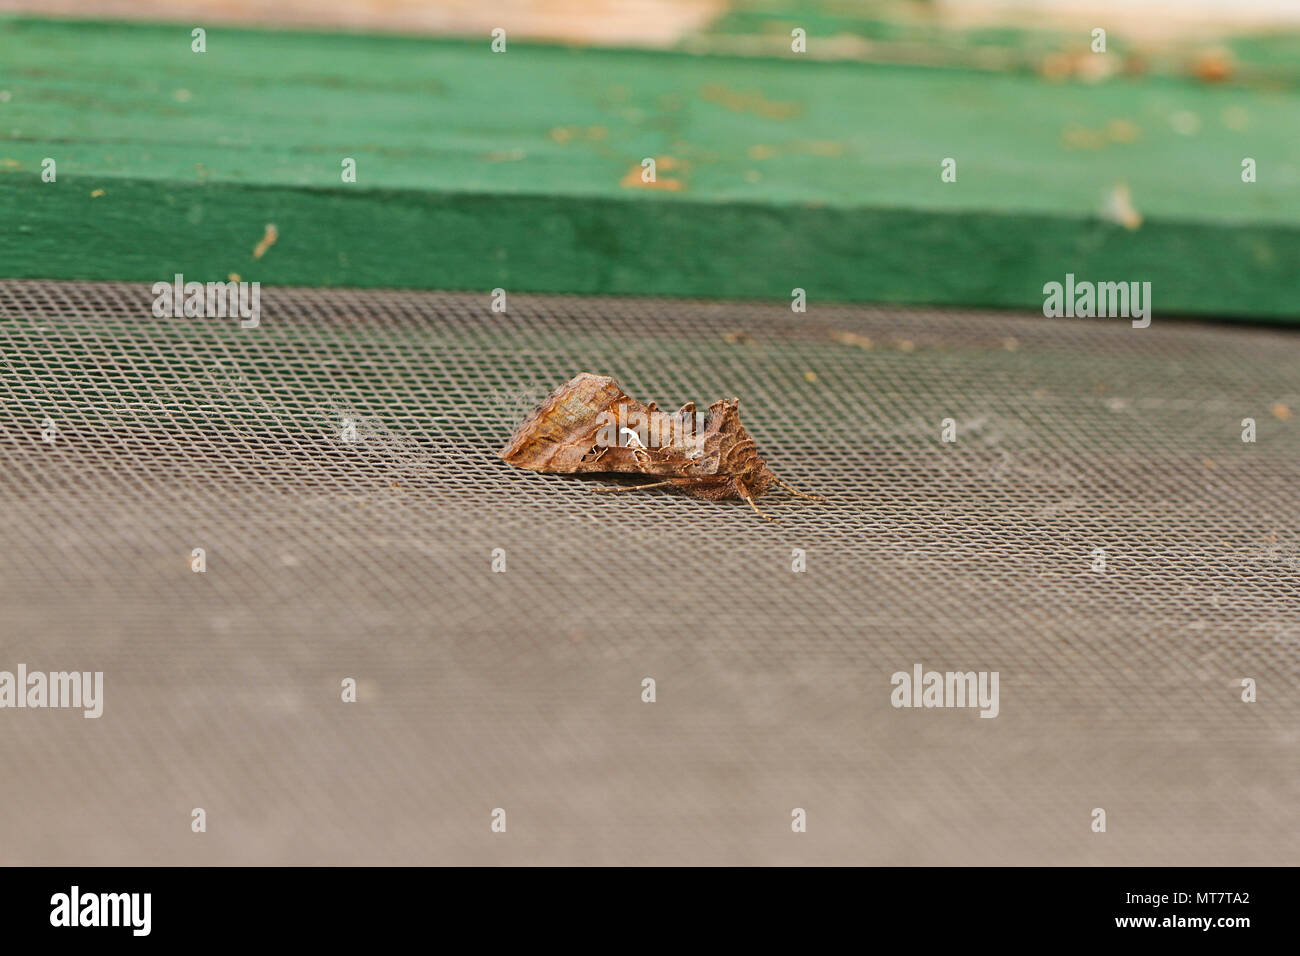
top-left (500, 373), bottom-right (628, 473)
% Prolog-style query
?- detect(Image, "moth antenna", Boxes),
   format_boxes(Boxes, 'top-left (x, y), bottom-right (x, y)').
top-left (592, 479), bottom-right (676, 493)
top-left (774, 476), bottom-right (826, 502)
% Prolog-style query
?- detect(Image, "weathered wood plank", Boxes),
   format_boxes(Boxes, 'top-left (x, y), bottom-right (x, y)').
top-left (1, 16), bottom-right (1297, 319)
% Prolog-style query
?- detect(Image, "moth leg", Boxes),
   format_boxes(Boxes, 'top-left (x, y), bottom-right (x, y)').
top-left (592, 479), bottom-right (677, 493)
top-left (739, 489), bottom-right (776, 521)
top-left (774, 476), bottom-right (826, 502)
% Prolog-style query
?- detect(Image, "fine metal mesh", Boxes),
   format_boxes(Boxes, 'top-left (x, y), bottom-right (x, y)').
top-left (1, 279), bottom-right (1297, 865)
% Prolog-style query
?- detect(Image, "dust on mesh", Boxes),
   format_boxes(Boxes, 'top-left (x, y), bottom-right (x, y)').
top-left (0, 280), bottom-right (1296, 865)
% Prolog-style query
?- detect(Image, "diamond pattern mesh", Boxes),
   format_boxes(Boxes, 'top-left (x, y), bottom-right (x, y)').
top-left (0, 279), bottom-right (1296, 864)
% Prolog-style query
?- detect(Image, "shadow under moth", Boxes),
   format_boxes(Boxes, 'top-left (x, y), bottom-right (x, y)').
top-left (500, 373), bottom-right (823, 519)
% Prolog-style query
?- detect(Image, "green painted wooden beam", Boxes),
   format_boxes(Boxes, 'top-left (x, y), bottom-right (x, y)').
top-left (1, 16), bottom-right (1297, 320)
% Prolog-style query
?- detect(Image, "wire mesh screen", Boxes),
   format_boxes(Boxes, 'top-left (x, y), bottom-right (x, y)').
top-left (1, 279), bottom-right (1297, 865)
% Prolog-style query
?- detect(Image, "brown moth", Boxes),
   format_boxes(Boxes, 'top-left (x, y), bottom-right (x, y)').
top-left (500, 373), bottom-right (823, 519)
